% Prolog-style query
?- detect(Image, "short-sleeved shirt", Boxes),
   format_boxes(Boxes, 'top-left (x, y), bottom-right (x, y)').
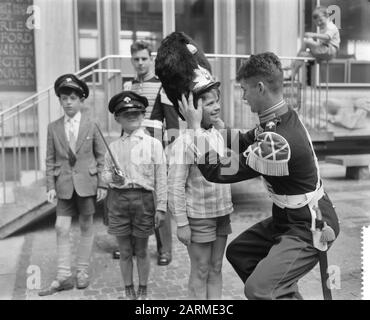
top-left (320, 20), bottom-right (340, 49)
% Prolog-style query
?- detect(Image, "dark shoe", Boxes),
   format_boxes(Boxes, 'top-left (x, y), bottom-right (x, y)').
top-left (157, 252), bottom-right (171, 266)
top-left (38, 277), bottom-right (74, 296)
top-left (76, 270), bottom-right (90, 289)
top-left (112, 250), bottom-right (120, 259)
top-left (136, 285), bottom-right (147, 300)
top-left (118, 285), bottom-right (136, 300)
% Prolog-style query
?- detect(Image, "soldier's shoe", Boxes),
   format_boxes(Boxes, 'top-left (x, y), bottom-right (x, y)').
top-left (118, 285), bottom-right (136, 300)
top-left (38, 277), bottom-right (74, 296)
top-left (157, 252), bottom-right (171, 266)
top-left (76, 270), bottom-right (90, 289)
top-left (136, 285), bottom-right (147, 300)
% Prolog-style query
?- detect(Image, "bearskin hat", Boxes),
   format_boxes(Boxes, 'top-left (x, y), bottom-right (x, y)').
top-left (155, 32), bottom-right (220, 120)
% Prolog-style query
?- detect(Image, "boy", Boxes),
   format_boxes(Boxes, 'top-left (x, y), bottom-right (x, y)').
top-left (168, 83), bottom-right (233, 300)
top-left (102, 91), bottom-right (167, 300)
top-left (39, 74), bottom-right (107, 296)
top-left (120, 40), bottom-right (179, 266)
top-left (290, 5), bottom-right (340, 79)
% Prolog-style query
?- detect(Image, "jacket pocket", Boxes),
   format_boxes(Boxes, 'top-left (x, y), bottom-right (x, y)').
top-left (89, 167), bottom-right (98, 175)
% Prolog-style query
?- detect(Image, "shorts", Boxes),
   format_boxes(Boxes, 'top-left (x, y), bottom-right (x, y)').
top-left (107, 188), bottom-right (155, 238)
top-left (188, 214), bottom-right (232, 243)
top-left (310, 44), bottom-right (337, 61)
top-left (56, 191), bottom-right (96, 217)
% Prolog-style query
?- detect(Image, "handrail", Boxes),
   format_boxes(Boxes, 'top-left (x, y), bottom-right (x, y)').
top-left (0, 53), bottom-right (316, 119)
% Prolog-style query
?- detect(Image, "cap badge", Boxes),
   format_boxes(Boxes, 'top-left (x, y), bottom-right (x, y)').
top-left (123, 96), bottom-right (131, 104)
top-left (66, 78), bottom-right (72, 82)
top-left (192, 65), bottom-right (213, 91)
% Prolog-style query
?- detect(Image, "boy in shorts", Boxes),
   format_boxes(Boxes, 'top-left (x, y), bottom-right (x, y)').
top-left (168, 85), bottom-right (233, 300)
top-left (39, 74), bottom-right (107, 296)
top-left (102, 91), bottom-right (167, 300)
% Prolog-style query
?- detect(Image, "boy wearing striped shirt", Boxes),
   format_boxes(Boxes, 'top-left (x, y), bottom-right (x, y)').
top-left (168, 85), bottom-right (233, 300)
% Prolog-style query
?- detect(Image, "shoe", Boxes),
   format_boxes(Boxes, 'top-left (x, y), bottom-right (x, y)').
top-left (38, 276), bottom-right (74, 296)
top-left (157, 252), bottom-right (171, 266)
top-left (112, 250), bottom-right (120, 259)
top-left (76, 270), bottom-right (90, 289)
top-left (136, 285), bottom-right (147, 300)
top-left (118, 285), bottom-right (136, 300)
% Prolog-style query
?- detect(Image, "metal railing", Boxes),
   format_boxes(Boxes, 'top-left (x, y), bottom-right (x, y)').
top-left (0, 54), bottom-right (328, 204)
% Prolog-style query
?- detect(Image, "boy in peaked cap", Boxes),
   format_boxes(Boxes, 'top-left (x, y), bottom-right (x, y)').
top-left (102, 91), bottom-right (167, 300)
top-left (39, 74), bottom-right (107, 296)
top-left (180, 52), bottom-right (340, 300)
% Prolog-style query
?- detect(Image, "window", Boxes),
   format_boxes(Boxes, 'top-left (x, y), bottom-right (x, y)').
top-left (77, 0), bottom-right (100, 82)
top-left (236, 0), bottom-right (252, 54)
top-left (120, 0), bottom-right (163, 55)
top-left (175, 0), bottom-right (214, 53)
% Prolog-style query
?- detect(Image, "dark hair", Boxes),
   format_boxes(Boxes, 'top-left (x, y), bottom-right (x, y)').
top-left (236, 52), bottom-right (283, 93)
top-left (58, 87), bottom-right (84, 99)
top-left (130, 40), bottom-right (152, 56)
top-left (313, 6), bottom-right (329, 18)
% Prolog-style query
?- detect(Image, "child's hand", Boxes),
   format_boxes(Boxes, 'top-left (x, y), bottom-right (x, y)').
top-left (177, 225), bottom-right (191, 246)
top-left (47, 189), bottom-right (56, 203)
top-left (155, 210), bottom-right (166, 229)
top-left (304, 32), bottom-right (316, 39)
top-left (112, 172), bottom-right (125, 184)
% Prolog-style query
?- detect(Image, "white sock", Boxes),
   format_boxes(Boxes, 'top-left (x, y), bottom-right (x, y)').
top-left (76, 234), bottom-right (94, 272)
top-left (57, 240), bottom-right (72, 280)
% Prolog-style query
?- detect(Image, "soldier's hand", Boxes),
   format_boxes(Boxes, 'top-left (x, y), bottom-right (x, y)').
top-left (177, 225), bottom-right (191, 246)
top-left (47, 189), bottom-right (56, 203)
top-left (155, 210), bottom-right (166, 229)
top-left (214, 118), bottom-right (225, 130)
top-left (97, 188), bottom-right (107, 202)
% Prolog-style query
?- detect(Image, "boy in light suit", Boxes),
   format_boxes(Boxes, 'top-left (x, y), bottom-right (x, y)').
top-left (39, 74), bottom-right (107, 296)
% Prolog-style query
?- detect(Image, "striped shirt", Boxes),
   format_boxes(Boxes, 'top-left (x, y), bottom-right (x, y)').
top-left (102, 127), bottom-right (167, 213)
top-left (168, 127), bottom-right (233, 227)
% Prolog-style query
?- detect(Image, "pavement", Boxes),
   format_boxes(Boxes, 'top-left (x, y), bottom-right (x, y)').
top-left (1, 163), bottom-right (369, 300)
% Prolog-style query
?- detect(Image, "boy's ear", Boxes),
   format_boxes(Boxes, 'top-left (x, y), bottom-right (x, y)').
top-left (257, 81), bottom-right (265, 94)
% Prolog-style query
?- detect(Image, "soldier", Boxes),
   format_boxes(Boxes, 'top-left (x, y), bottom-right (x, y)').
top-left (179, 52), bottom-right (340, 300)
top-left (39, 74), bottom-right (107, 296)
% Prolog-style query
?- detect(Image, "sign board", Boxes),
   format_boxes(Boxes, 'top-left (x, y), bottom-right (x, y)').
top-left (0, 0), bottom-right (36, 91)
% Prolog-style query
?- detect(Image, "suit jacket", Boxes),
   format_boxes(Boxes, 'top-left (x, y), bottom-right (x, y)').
top-left (45, 112), bottom-right (107, 199)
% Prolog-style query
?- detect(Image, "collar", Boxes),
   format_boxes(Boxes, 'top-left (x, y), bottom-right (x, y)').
top-left (135, 70), bottom-right (156, 83)
top-left (258, 100), bottom-right (288, 124)
top-left (64, 111), bottom-right (81, 124)
top-left (121, 127), bottom-right (146, 141)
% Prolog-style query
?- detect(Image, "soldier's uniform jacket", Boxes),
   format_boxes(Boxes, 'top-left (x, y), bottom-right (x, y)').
top-left (197, 101), bottom-right (340, 244)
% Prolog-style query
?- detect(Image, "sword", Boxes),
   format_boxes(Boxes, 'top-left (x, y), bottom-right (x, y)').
top-left (95, 123), bottom-right (125, 179)
top-left (313, 204), bottom-right (333, 300)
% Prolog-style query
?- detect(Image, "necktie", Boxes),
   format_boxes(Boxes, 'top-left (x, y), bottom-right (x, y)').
top-left (67, 119), bottom-right (77, 167)
top-left (68, 119), bottom-right (76, 154)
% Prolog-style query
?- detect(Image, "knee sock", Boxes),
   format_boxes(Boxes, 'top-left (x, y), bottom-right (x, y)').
top-left (76, 234), bottom-right (94, 272)
top-left (57, 236), bottom-right (72, 280)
